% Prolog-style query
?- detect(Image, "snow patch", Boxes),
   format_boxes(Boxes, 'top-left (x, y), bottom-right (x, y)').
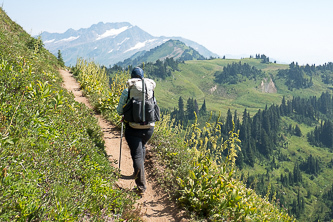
top-left (96, 26), bottom-right (131, 40)
top-left (55, 36), bottom-right (80, 43)
top-left (117, 37), bottom-right (130, 45)
top-left (108, 49), bottom-right (114, 53)
top-left (44, 39), bottom-right (55, 44)
top-left (124, 39), bottom-right (157, 53)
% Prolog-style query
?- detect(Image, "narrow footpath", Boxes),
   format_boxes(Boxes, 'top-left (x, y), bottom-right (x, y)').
top-left (59, 70), bottom-right (187, 222)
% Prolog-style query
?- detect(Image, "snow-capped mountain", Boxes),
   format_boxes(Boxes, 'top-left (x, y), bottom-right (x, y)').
top-left (38, 22), bottom-right (219, 66)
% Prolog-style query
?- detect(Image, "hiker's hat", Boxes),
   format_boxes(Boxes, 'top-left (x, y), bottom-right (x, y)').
top-left (131, 67), bottom-right (144, 79)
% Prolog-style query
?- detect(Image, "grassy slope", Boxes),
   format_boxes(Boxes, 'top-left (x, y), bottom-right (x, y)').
top-left (155, 58), bottom-right (332, 117)
top-left (154, 57), bottom-right (333, 220)
top-left (281, 118), bottom-right (332, 217)
top-left (0, 8), bottom-right (135, 221)
top-left (155, 58), bottom-right (290, 116)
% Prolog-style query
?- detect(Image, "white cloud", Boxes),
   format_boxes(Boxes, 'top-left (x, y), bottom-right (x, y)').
top-left (55, 36), bottom-right (80, 43)
top-left (124, 39), bottom-right (157, 53)
top-left (96, 26), bottom-right (131, 40)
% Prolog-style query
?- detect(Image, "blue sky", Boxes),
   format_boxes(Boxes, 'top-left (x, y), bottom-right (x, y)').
top-left (2, 0), bottom-right (333, 65)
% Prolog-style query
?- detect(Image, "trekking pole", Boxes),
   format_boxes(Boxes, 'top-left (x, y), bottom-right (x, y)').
top-left (119, 120), bottom-right (123, 169)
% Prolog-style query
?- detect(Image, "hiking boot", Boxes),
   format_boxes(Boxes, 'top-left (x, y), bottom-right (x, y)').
top-left (132, 187), bottom-right (145, 196)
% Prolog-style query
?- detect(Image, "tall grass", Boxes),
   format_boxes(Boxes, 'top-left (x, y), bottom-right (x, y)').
top-left (0, 8), bottom-right (136, 221)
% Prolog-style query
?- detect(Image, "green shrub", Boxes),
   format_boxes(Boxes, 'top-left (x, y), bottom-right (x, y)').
top-left (0, 9), bottom-right (136, 220)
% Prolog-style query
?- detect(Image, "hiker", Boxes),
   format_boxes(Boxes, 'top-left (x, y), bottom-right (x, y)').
top-left (116, 67), bottom-right (156, 194)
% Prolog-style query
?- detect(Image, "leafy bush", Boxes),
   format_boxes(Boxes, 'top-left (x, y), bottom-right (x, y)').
top-left (74, 58), bottom-right (129, 126)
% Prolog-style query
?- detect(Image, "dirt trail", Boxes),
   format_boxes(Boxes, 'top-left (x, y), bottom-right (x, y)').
top-left (59, 70), bottom-right (187, 222)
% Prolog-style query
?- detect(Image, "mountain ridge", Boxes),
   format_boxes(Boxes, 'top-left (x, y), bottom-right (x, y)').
top-left (115, 39), bottom-right (206, 67)
top-left (38, 22), bottom-right (219, 66)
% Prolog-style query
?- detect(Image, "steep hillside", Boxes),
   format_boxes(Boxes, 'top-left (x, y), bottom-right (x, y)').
top-left (116, 39), bottom-right (205, 67)
top-left (0, 8), bottom-right (136, 220)
top-left (39, 22), bottom-right (218, 66)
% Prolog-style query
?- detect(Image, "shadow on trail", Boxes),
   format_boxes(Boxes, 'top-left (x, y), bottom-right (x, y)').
top-left (121, 174), bottom-right (135, 180)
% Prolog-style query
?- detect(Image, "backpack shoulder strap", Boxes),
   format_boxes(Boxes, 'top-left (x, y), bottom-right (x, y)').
top-left (126, 87), bottom-right (131, 103)
top-left (142, 78), bottom-right (145, 122)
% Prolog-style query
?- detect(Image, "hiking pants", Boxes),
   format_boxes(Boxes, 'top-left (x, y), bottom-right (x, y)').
top-left (125, 125), bottom-right (154, 192)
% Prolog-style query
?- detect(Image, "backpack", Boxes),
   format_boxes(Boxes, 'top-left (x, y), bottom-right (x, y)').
top-left (123, 78), bottom-right (160, 124)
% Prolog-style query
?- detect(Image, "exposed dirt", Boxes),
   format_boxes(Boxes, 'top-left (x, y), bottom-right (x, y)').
top-left (59, 70), bottom-right (188, 222)
top-left (260, 77), bottom-right (277, 93)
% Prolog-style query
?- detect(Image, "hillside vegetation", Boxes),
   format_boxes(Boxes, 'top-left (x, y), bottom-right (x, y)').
top-left (0, 8), bottom-right (136, 221)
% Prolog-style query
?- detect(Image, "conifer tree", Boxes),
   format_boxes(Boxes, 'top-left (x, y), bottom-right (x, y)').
top-left (186, 98), bottom-right (195, 120)
top-left (178, 96), bottom-right (185, 120)
top-left (234, 110), bottom-right (240, 131)
top-left (225, 109), bottom-right (233, 134)
top-left (200, 99), bottom-right (207, 115)
top-left (194, 99), bottom-right (199, 117)
top-left (57, 50), bottom-right (65, 67)
top-left (295, 124), bottom-right (302, 137)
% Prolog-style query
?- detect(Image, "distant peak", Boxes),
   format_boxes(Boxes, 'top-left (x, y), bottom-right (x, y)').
top-left (64, 28), bottom-right (76, 35)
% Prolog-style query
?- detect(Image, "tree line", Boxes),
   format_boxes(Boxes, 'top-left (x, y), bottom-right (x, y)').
top-left (105, 57), bottom-right (180, 80)
top-left (308, 119), bottom-right (333, 149)
top-left (254, 54), bottom-right (270, 63)
top-left (143, 57), bottom-right (180, 79)
top-left (277, 61), bottom-right (333, 90)
top-left (214, 61), bottom-right (265, 84)
top-left (278, 62), bottom-right (313, 90)
top-left (213, 59), bottom-right (332, 92)
top-left (170, 96), bottom-right (207, 126)
top-left (170, 91), bottom-right (333, 167)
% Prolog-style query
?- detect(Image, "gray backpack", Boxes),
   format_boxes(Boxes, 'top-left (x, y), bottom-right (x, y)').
top-left (123, 78), bottom-right (160, 124)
